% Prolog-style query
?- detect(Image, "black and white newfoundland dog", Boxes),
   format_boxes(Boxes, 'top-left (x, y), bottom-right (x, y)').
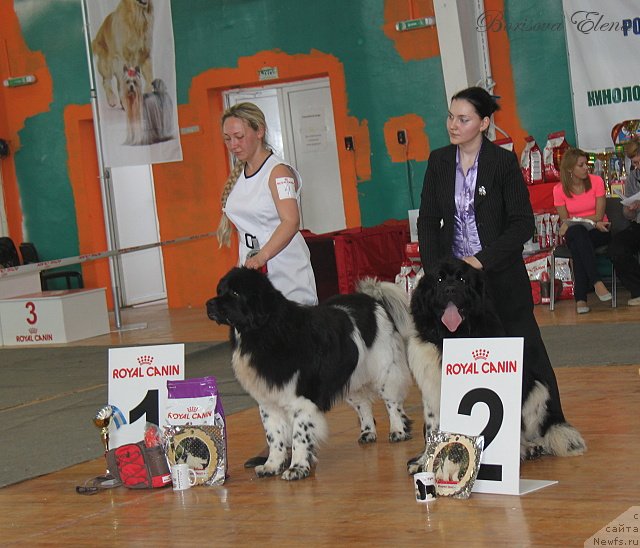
top-left (206, 267), bottom-right (413, 481)
top-left (406, 258), bottom-right (586, 474)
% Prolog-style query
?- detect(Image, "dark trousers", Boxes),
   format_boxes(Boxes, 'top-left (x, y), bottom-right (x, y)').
top-left (486, 261), bottom-right (566, 431)
top-left (564, 225), bottom-right (612, 302)
top-left (609, 222), bottom-right (640, 298)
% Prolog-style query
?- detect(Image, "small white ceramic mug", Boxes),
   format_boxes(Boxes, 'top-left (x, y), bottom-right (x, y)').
top-left (414, 471), bottom-right (437, 502)
top-left (170, 463), bottom-right (197, 491)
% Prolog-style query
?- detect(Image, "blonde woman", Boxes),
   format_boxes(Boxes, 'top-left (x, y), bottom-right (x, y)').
top-left (217, 103), bottom-right (317, 469)
top-left (554, 147), bottom-right (612, 314)
top-left (217, 102), bottom-right (317, 306)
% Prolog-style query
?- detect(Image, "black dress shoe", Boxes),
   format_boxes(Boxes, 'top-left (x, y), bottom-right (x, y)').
top-left (244, 455), bottom-right (268, 468)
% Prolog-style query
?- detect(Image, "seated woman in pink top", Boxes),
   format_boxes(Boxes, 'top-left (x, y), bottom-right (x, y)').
top-left (553, 147), bottom-right (612, 314)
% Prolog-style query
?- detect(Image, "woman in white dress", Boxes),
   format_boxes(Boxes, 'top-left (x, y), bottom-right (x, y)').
top-left (216, 102), bottom-right (318, 468)
top-left (216, 102), bottom-right (317, 305)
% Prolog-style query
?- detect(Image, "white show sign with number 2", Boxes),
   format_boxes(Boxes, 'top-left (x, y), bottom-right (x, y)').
top-left (108, 344), bottom-right (185, 448)
top-left (439, 337), bottom-right (523, 495)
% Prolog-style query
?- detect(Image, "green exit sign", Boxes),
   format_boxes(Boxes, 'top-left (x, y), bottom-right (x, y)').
top-left (395, 17), bottom-right (436, 31)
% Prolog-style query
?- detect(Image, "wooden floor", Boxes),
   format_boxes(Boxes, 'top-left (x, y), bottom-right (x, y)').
top-left (2, 295), bottom-right (639, 546)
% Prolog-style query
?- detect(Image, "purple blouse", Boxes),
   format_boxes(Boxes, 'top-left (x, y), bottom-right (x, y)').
top-left (452, 147), bottom-right (482, 258)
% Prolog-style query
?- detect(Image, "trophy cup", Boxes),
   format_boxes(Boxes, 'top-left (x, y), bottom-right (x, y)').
top-left (93, 405), bottom-right (113, 475)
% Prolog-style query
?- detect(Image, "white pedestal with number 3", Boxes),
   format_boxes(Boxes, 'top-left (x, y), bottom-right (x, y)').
top-left (440, 337), bottom-right (557, 495)
top-left (0, 289), bottom-right (109, 345)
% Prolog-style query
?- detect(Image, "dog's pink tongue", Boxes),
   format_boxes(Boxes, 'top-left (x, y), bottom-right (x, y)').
top-left (442, 302), bottom-right (463, 333)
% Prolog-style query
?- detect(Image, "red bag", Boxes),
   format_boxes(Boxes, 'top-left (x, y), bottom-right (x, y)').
top-left (106, 442), bottom-right (171, 489)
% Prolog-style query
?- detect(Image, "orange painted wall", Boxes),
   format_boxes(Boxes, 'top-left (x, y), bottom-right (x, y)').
top-left (0, 0), bottom-right (52, 242)
top-left (64, 105), bottom-right (112, 307)
top-left (65, 50), bottom-right (365, 309)
top-left (384, 114), bottom-right (430, 163)
top-left (383, 0), bottom-right (439, 61)
top-left (483, 0), bottom-right (527, 152)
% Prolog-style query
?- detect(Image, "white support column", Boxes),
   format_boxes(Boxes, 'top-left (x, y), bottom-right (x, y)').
top-left (433, 0), bottom-right (493, 97)
top-left (433, 0), bottom-right (470, 102)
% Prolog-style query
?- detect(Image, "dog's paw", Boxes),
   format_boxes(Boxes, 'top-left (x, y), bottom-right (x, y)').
top-left (520, 442), bottom-right (545, 460)
top-left (389, 430), bottom-right (412, 443)
top-left (255, 462), bottom-right (287, 477)
top-left (281, 464), bottom-right (310, 481)
top-left (424, 421), bottom-right (438, 437)
top-left (407, 453), bottom-right (426, 475)
top-left (358, 431), bottom-right (377, 444)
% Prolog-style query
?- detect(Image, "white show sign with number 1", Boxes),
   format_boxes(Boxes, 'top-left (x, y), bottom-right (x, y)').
top-left (108, 344), bottom-right (185, 448)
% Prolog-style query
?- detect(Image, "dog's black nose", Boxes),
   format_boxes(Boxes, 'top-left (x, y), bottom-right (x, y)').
top-left (206, 298), bottom-right (218, 319)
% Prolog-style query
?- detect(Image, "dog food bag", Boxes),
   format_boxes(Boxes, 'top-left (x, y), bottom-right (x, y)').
top-left (395, 260), bottom-right (416, 297)
top-left (520, 136), bottom-right (543, 185)
top-left (163, 376), bottom-right (227, 486)
top-left (420, 431), bottom-right (484, 499)
top-left (549, 214), bottom-right (561, 246)
top-left (494, 137), bottom-right (515, 153)
top-left (536, 213), bottom-right (547, 249)
top-left (554, 257), bottom-right (574, 300)
top-left (524, 251), bottom-right (550, 281)
top-left (543, 131), bottom-right (569, 183)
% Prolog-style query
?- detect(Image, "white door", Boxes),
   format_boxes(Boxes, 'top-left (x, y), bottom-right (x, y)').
top-left (225, 78), bottom-right (346, 234)
top-left (110, 165), bottom-right (167, 306)
top-left (284, 82), bottom-right (345, 233)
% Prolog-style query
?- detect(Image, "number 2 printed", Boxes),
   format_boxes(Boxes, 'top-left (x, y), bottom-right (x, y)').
top-left (458, 387), bottom-right (504, 481)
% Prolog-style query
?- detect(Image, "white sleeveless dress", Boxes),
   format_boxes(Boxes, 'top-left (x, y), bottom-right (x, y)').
top-left (224, 153), bottom-right (318, 305)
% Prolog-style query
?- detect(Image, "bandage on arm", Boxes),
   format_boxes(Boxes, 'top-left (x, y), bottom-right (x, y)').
top-left (275, 177), bottom-right (296, 200)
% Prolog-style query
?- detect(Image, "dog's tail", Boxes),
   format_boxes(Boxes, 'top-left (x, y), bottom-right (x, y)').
top-left (357, 278), bottom-right (413, 339)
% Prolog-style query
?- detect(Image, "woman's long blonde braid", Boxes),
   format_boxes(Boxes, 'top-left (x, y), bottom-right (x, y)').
top-left (216, 159), bottom-right (245, 247)
top-left (216, 102), bottom-right (269, 248)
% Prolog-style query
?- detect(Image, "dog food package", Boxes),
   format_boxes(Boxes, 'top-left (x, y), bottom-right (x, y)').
top-left (494, 137), bottom-right (515, 153)
top-left (395, 260), bottom-right (417, 297)
top-left (554, 257), bottom-right (574, 300)
top-left (543, 131), bottom-right (569, 183)
top-left (419, 431), bottom-right (484, 499)
top-left (163, 376), bottom-right (227, 486)
top-left (520, 136), bottom-right (543, 185)
top-left (549, 214), bottom-right (561, 247)
top-left (535, 213), bottom-right (549, 249)
top-left (524, 251), bottom-right (550, 281)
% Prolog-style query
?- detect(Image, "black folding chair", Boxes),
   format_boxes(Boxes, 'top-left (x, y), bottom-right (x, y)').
top-left (19, 242), bottom-right (84, 290)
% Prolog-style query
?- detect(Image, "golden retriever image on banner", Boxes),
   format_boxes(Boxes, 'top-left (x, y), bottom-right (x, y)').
top-left (92, 0), bottom-right (154, 108)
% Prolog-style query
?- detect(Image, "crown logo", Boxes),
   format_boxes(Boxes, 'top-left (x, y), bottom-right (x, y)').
top-left (472, 348), bottom-right (489, 361)
top-left (187, 406), bottom-right (199, 413)
top-left (137, 355), bottom-right (154, 366)
top-left (28, 327), bottom-right (38, 334)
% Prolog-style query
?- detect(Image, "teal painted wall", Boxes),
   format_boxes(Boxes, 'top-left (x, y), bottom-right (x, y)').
top-left (506, 1), bottom-right (576, 146)
top-left (10, 0), bottom-right (575, 261)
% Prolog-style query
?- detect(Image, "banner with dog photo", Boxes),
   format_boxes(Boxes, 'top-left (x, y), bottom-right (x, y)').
top-left (86, 0), bottom-right (182, 167)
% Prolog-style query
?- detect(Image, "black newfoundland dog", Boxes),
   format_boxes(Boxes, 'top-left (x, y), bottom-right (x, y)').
top-left (406, 258), bottom-right (585, 473)
top-left (206, 267), bottom-right (413, 481)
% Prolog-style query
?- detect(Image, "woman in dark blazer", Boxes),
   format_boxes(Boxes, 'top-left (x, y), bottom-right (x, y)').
top-left (417, 87), bottom-right (585, 458)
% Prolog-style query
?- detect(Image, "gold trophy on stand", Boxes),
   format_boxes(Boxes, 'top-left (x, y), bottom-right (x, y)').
top-left (93, 405), bottom-right (114, 477)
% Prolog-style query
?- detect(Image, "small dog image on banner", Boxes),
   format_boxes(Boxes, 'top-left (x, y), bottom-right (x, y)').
top-left (122, 66), bottom-right (175, 146)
